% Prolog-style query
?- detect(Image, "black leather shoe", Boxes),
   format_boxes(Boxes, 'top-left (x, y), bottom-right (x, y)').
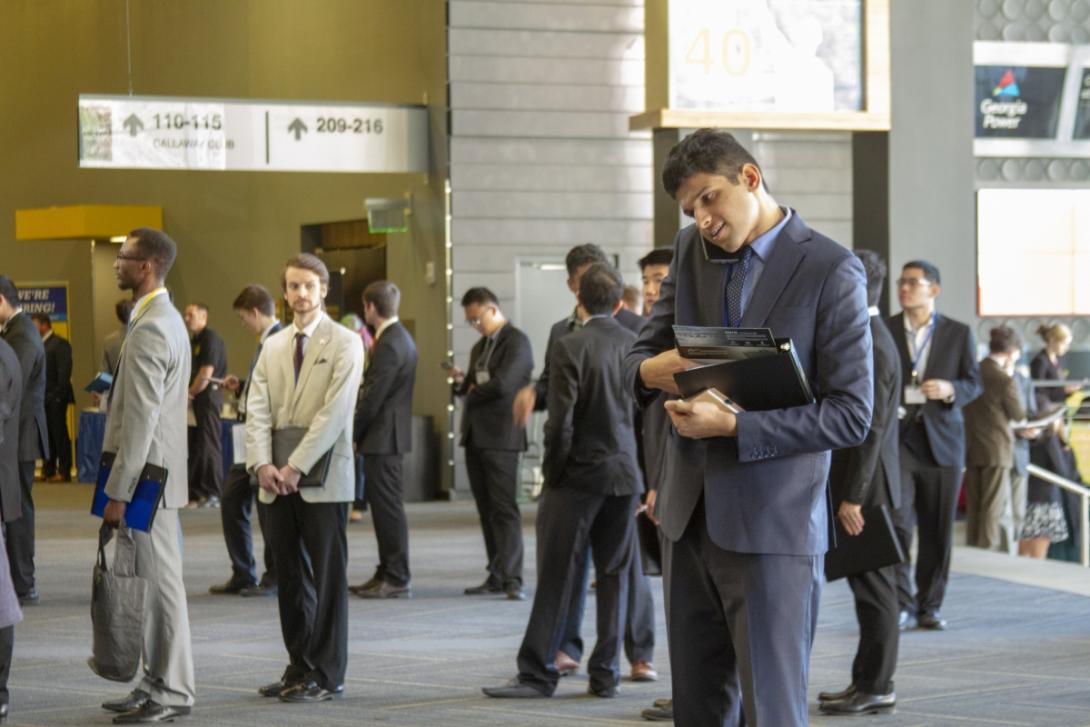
top-left (588, 683), bottom-right (618, 698)
top-left (18, 588), bottom-right (39, 606)
top-left (642, 699), bottom-right (673, 721)
top-left (103, 689), bottom-right (150, 713)
top-left (482, 678), bottom-right (549, 698)
top-left (239, 582), bottom-right (277, 597)
top-left (278, 680), bottom-right (344, 703)
top-left (917, 611), bottom-right (947, 630)
top-left (258, 676), bottom-right (303, 698)
top-left (112, 701), bottom-right (191, 724)
top-left (819, 684), bottom-right (857, 702)
top-left (208, 579), bottom-right (254, 595)
top-left (464, 579), bottom-right (502, 595)
top-left (897, 610), bottom-right (916, 631)
top-left (819, 690), bottom-right (895, 715)
top-left (349, 577), bottom-right (381, 595)
top-left (504, 582), bottom-right (526, 601)
top-left (356, 581), bottom-right (411, 599)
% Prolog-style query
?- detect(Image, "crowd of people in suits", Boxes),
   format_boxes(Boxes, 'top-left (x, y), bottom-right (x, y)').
top-left (0, 129), bottom-right (1087, 726)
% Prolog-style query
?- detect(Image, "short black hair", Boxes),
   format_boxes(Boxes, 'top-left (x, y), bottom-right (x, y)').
top-left (363, 280), bottom-right (401, 318)
top-left (902, 260), bottom-right (941, 286)
top-left (854, 250), bottom-right (887, 308)
top-left (232, 285), bottom-right (275, 316)
top-left (129, 227), bottom-right (178, 278)
top-left (187, 302), bottom-right (209, 315)
top-left (461, 287), bottom-right (499, 308)
top-left (0, 276), bottom-right (19, 309)
top-left (565, 244), bottom-right (609, 278)
top-left (579, 263), bottom-right (625, 316)
top-left (989, 326), bottom-right (1022, 354)
top-left (662, 128), bottom-right (763, 200)
top-left (30, 313), bottom-right (51, 327)
top-left (115, 298), bottom-right (133, 324)
top-left (638, 248), bottom-right (673, 270)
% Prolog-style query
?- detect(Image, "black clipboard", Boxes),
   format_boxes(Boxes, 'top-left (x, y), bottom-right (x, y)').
top-left (673, 338), bottom-right (815, 411)
top-left (823, 505), bottom-right (906, 582)
top-left (272, 427), bottom-right (333, 487)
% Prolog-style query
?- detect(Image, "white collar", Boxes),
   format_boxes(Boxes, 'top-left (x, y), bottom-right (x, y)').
top-left (41, 329), bottom-right (53, 342)
top-left (260, 320), bottom-right (281, 343)
top-left (293, 311), bottom-right (324, 339)
top-left (375, 316), bottom-right (399, 341)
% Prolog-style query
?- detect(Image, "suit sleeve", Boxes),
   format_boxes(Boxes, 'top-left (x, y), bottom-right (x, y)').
top-left (533, 326), bottom-right (558, 411)
top-left (58, 340), bottom-right (73, 402)
top-left (1001, 372), bottom-right (1026, 422)
top-left (735, 255), bottom-right (873, 460)
top-left (290, 333), bottom-right (364, 473)
top-left (467, 332), bottom-right (533, 404)
top-left (453, 340), bottom-right (478, 398)
top-left (104, 325), bottom-right (169, 502)
top-left (623, 243), bottom-right (680, 406)
top-left (245, 342), bottom-right (274, 472)
top-left (355, 338), bottom-right (399, 442)
top-left (0, 363), bottom-right (15, 444)
top-left (842, 335), bottom-right (897, 504)
top-left (949, 327), bottom-right (983, 408)
top-left (542, 339), bottom-right (578, 486)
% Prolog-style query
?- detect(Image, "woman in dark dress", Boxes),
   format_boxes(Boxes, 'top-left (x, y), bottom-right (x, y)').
top-left (1020, 411), bottom-right (1071, 558)
top-left (1030, 323), bottom-right (1076, 410)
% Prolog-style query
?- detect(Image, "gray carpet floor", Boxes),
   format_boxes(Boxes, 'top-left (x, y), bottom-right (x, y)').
top-left (8, 484), bottom-right (1090, 725)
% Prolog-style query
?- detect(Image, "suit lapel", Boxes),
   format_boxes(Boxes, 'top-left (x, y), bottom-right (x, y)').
top-left (738, 219), bottom-right (807, 328)
top-left (693, 233), bottom-right (729, 326)
top-left (922, 314), bottom-right (948, 381)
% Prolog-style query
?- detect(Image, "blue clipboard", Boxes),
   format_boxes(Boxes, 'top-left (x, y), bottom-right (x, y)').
top-left (91, 452), bottom-right (166, 532)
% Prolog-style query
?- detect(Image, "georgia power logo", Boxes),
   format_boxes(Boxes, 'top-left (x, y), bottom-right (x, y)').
top-left (980, 68), bottom-right (1028, 130)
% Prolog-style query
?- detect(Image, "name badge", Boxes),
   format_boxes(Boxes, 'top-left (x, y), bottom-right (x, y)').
top-left (476, 370), bottom-right (491, 386)
top-left (904, 385), bottom-right (927, 405)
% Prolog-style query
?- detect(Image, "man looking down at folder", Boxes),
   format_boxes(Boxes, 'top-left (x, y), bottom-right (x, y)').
top-left (623, 129), bottom-right (873, 726)
top-left (99, 228), bottom-right (195, 724)
top-left (245, 254), bottom-right (363, 704)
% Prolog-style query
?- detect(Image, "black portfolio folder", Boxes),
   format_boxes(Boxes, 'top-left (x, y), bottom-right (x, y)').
top-left (823, 505), bottom-right (906, 582)
top-left (636, 510), bottom-right (662, 577)
top-left (673, 339), bottom-right (815, 412)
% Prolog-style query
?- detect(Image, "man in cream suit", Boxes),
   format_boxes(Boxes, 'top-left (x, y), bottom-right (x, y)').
top-left (99, 228), bottom-right (195, 724)
top-left (246, 253), bottom-right (363, 703)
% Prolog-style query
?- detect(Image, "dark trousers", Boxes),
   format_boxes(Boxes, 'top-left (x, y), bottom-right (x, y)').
top-left (0, 625), bottom-right (11, 705)
top-left (5, 462), bottom-right (35, 596)
top-left (363, 453), bottom-right (410, 587)
top-left (558, 533), bottom-right (656, 664)
top-left (894, 440), bottom-right (962, 614)
top-left (266, 493), bottom-right (348, 690)
top-left (42, 400), bottom-right (71, 478)
top-left (516, 488), bottom-right (635, 695)
top-left (220, 464), bottom-right (275, 587)
top-left (187, 394), bottom-right (223, 500)
top-left (464, 447), bottom-right (524, 587)
top-left (846, 564), bottom-right (899, 694)
top-left (664, 500), bottom-right (821, 727)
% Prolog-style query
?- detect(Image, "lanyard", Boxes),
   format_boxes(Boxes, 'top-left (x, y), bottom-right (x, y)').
top-left (117, 288), bottom-right (168, 363)
top-left (476, 335), bottom-right (496, 371)
top-left (907, 313), bottom-right (936, 384)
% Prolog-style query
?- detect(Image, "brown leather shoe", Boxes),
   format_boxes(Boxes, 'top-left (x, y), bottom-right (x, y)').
top-left (48, 474), bottom-right (71, 483)
top-left (355, 581), bottom-right (412, 599)
top-left (554, 650), bottom-right (579, 677)
top-left (630, 660), bottom-right (657, 682)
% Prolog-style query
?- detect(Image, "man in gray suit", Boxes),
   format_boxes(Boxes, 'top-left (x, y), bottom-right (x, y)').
top-left (0, 277), bottom-right (49, 606)
top-left (625, 129), bottom-right (872, 725)
top-left (246, 254), bottom-right (363, 703)
top-left (98, 228), bottom-right (195, 724)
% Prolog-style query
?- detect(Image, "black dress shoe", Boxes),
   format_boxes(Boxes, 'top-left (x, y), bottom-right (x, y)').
top-left (258, 676), bottom-right (303, 697)
top-left (278, 680), bottom-right (344, 703)
top-left (642, 700), bottom-right (673, 721)
top-left (819, 690), bottom-right (895, 715)
top-left (464, 579), bottom-right (502, 595)
top-left (818, 683), bottom-right (857, 702)
top-left (112, 700), bottom-right (191, 724)
top-left (239, 582), bottom-right (277, 597)
top-left (208, 579), bottom-right (254, 595)
top-left (588, 683), bottom-right (619, 698)
top-left (349, 577), bottom-right (381, 595)
top-left (897, 610), bottom-right (916, 631)
top-left (18, 588), bottom-right (39, 606)
top-left (356, 581), bottom-right (411, 599)
top-left (917, 611), bottom-right (947, 630)
top-left (504, 582), bottom-right (526, 601)
top-left (482, 678), bottom-right (549, 698)
top-left (103, 689), bottom-right (150, 713)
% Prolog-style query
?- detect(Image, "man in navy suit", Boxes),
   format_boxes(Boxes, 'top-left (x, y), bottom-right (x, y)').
top-left (623, 129), bottom-right (873, 726)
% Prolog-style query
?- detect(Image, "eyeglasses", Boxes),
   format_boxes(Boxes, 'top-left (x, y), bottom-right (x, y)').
top-left (896, 277), bottom-right (930, 289)
top-left (465, 306), bottom-right (494, 327)
top-left (115, 252), bottom-right (147, 263)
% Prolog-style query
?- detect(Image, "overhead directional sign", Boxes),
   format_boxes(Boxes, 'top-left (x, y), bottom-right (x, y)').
top-left (78, 94), bottom-right (428, 173)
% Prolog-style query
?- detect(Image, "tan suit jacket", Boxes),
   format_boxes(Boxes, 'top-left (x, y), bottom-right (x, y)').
top-left (245, 313), bottom-right (363, 504)
top-left (964, 357), bottom-right (1026, 468)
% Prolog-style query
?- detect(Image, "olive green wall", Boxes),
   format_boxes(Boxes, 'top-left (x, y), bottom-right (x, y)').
top-left (0, 0), bottom-right (452, 492)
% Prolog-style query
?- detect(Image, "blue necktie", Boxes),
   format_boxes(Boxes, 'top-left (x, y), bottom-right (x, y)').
top-left (723, 246), bottom-right (753, 327)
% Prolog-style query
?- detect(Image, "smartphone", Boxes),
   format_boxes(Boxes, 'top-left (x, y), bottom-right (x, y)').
top-left (685, 387), bottom-right (744, 414)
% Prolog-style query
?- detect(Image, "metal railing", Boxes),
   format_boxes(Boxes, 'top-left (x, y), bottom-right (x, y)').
top-left (1026, 463), bottom-right (1090, 567)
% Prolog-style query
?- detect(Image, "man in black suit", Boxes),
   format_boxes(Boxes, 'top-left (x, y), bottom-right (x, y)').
top-left (889, 261), bottom-right (982, 631)
top-left (484, 263), bottom-right (641, 699)
top-left (0, 336), bottom-right (23, 720)
top-left (451, 287), bottom-right (533, 601)
top-left (209, 285), bottom-right (281, 597)
top-left (819, 250), bottom-right (902, 716)
top-left (352, 280), bottom-right (418, 600)
top-left (0, 276), bottom-right (48, 606)
top-left (31, 314), bottom-right (74, 482)
top-left (512, 243), bottom-right (652, 677)
top-left (184, 303), bottom-right (228, 507)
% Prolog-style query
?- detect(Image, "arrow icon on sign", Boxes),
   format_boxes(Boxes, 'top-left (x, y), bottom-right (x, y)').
top-left (122, 114), bottom-right (144, 136)
top-left (288, 118), bottom-right (308, 141)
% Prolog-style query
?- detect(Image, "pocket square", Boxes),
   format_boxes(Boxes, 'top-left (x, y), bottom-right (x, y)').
top-left (315, 358), bottom-right (329, 364)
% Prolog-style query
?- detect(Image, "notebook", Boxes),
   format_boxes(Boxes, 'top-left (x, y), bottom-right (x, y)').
top-left (90, 452), bottom-right (167, 533)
